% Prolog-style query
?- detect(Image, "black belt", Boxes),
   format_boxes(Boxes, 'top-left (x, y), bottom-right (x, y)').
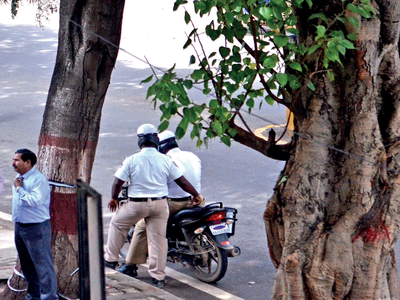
top-left (16, 222), bottom-right (42, 227)
top-left (169, 196), bottom-right (192, 202)
top-left (129, 196), bottom-right (166, 202)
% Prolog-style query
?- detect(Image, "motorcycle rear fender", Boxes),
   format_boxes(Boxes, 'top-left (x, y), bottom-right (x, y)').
top-left (208, 232), bottom-right (234, 250)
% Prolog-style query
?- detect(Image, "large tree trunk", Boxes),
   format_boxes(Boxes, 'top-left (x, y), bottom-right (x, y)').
top-left (1, 0), bottom-right (125, 298)
top-left (264, 1), bottom-right (400, 299)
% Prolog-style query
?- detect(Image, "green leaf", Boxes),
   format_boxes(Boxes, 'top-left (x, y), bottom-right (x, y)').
top-left (272, 6), bottom-right (283, 21)
top-left (184, 11), bottom-right (191, 24)
top-left (177, 117), bottom-right (189, 138)
top-left (212, 121), bottom-right (223, 136)
top-left (219, 46), bottom-right (231, 58)
top-left (265, 95), bottom-right (275, 106)
top-left (323, 57), bottom-right (329, 69)
top-left (308, 44), bottom-right (321, 55)
top-left (315, 25), bottom-right (326, 38)
top-left (339, 39), bottom-right (355, 49)
top-left (228, 128), bottom-right (236, 137)
top-left (293, 0), bottom-right (304, 7)
top-left (183, 80), bottom-right (193, 90)
top-left (327, 70), bottom-right (335, 82)
top-left (209, 99), bottom-right (219, 108)
top-left (278, 175), bottom-right (288, 185)
top-left (141, 75), bottom-right (153, 84)
top-left (325, 48), bottom-right (339, 62)
top-left (299, 44), bottom-right (308, 55)
top-left (221, 135), bottom-right (231, 147)
top-left (262, 54), bottom-right (279, 69)
top-left (274, 35), bottom-right (289, 48)
top-left (196, 138), bottom-right (203, 148)
top-left (286, 15), bottom-right (298, 26)
top-left (183, 38), bottom-right (192, 49)
top-left (158, 120), bottom-right (169, 132)
top-left (183, 107), bottom-right (198, 122)
top-left (347, 33), bottom-right (357, 41)
top-left (206, 25), bottom-right (221, 41)
top-left (363, 4), bottom-right (376, 15)
top-left (176, 126), bottom-right (185, 140)
top-left (288, 74), bottom-right (301, 90)
top-left (246, 98), bottom-right (255, 108)
top-left (359, 7), bottom-right (371, 18)
top-left (289, 62), bottom-right (302, 72)
top-left (191, 69), bottom-right (204, 81)
top-left (177, 94), bottom-right (190, 106)
top-left (189, 55), bottom-right (196, 65)
top-left (307, 80), bottom-right (316, 91)
top-left (347, 17), bottom-right (359, 30)
top-left (276, 73), bottom-right (288, 86)
top-left (337, 45), bottom-right (346, 56)
top-left (173, 0), bottom-right (187, 11)
top-left (347, 3), bottom-right (360, 14)
top-left (270, 0), bottom-right (287, 8)
top-left (309, 13), bottom-right (327, 23)
top-left (259, 6), bottom-right (272, 19)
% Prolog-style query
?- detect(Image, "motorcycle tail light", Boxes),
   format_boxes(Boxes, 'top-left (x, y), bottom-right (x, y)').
top-left (206, 211), bottom-right (226, 222)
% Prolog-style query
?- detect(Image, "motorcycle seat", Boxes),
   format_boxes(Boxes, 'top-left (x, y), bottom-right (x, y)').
top-left (170, 202), bottom-right (224, 225)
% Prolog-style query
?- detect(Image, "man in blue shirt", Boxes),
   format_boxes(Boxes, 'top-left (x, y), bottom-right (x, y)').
top-left (12, 148), bottom-right (58, 300)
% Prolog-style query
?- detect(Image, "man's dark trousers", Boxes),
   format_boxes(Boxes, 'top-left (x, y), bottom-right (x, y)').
top-left (15, 220), bottom-right (58, 300)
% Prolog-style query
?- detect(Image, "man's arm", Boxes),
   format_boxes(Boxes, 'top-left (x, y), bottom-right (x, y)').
top-left (174, 175), bottom-right (204, 206)
top-left (108, 177), bottom-right (126, 212)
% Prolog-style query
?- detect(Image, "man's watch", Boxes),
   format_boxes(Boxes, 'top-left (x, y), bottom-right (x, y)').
top-left (15, 186), bottom-right (21, 192)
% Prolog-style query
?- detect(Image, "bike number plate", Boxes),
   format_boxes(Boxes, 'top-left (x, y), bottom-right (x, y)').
top-left (209, 223), bottom-right (230, 235)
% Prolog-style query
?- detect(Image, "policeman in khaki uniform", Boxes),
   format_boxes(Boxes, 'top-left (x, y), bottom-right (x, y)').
top-left (118, 130), bottom-right (204, 277)
top-left (104, 124), bottom-right (204, 287)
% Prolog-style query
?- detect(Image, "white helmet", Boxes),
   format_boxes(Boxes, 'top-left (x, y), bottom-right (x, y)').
top-left (158, 130), bottom-right (178, 154)
top-left (137, 124), bottom-right (159, 148)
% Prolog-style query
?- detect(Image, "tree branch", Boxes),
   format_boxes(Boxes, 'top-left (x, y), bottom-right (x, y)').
top-left (228, 121), bottom-right (293, 161)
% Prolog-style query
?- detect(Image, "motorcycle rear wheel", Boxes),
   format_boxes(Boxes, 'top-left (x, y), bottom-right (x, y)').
top-left (189, 231), bottom-right (228, 283)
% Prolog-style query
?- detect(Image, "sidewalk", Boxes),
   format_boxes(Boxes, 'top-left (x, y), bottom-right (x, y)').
top-left (0, 223), bottom-right (182, 300)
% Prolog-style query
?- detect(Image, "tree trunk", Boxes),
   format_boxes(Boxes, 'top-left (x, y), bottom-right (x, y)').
top-left (1, 0), bottom-right (125, 298)
top-left (264, 1), bottom-right (400, 299)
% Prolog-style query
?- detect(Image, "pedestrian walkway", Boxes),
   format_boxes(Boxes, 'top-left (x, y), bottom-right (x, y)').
top-left (0, 222), bottom-right (182, 300)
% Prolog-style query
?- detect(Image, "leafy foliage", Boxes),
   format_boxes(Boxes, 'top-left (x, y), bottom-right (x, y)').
top-left (146, 0), bottom-right (375, 147)
top-left (2, 0), bottom-right (59, 27)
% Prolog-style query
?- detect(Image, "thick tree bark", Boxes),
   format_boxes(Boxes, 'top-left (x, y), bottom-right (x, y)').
top-left (264, 1), bottom-right (400, 299)
top-left (1, 0), bottom-right (125, 299)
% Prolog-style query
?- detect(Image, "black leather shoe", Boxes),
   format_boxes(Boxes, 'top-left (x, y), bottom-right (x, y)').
top-left (117, 263), bottom-right (138, 277)
top-left (151, 278), bottom-right (166, 288)
top-left (104, 260), bottom-right (118, 269)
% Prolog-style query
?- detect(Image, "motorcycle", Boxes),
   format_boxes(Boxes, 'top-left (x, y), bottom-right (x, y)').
top-left (120, 199), bottom-right (241, 283)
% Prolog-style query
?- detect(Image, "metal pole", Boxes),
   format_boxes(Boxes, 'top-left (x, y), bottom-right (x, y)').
top-left (77, 179), bottom-right (105, 300)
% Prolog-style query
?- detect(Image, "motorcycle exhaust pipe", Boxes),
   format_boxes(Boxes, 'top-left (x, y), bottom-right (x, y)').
top-left (227, 246), bottom-right (241, 257)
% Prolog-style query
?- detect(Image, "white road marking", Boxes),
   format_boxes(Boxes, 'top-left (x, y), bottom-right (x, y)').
top-left (143, 263), bottom-right (245, 300)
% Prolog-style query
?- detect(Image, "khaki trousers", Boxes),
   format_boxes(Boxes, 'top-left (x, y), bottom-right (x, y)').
top-left (125, 199), bottom-right (192, 265)
top-left (104, 198), bottom-right (169, 280)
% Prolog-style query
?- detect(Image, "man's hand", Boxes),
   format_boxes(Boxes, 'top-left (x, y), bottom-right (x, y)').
top-left (191, 194), bottom-right (205, 206)
top-left (108, 198), bottom-right (119, 212)
top-left (14, 177), bottom-right (23, 188)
